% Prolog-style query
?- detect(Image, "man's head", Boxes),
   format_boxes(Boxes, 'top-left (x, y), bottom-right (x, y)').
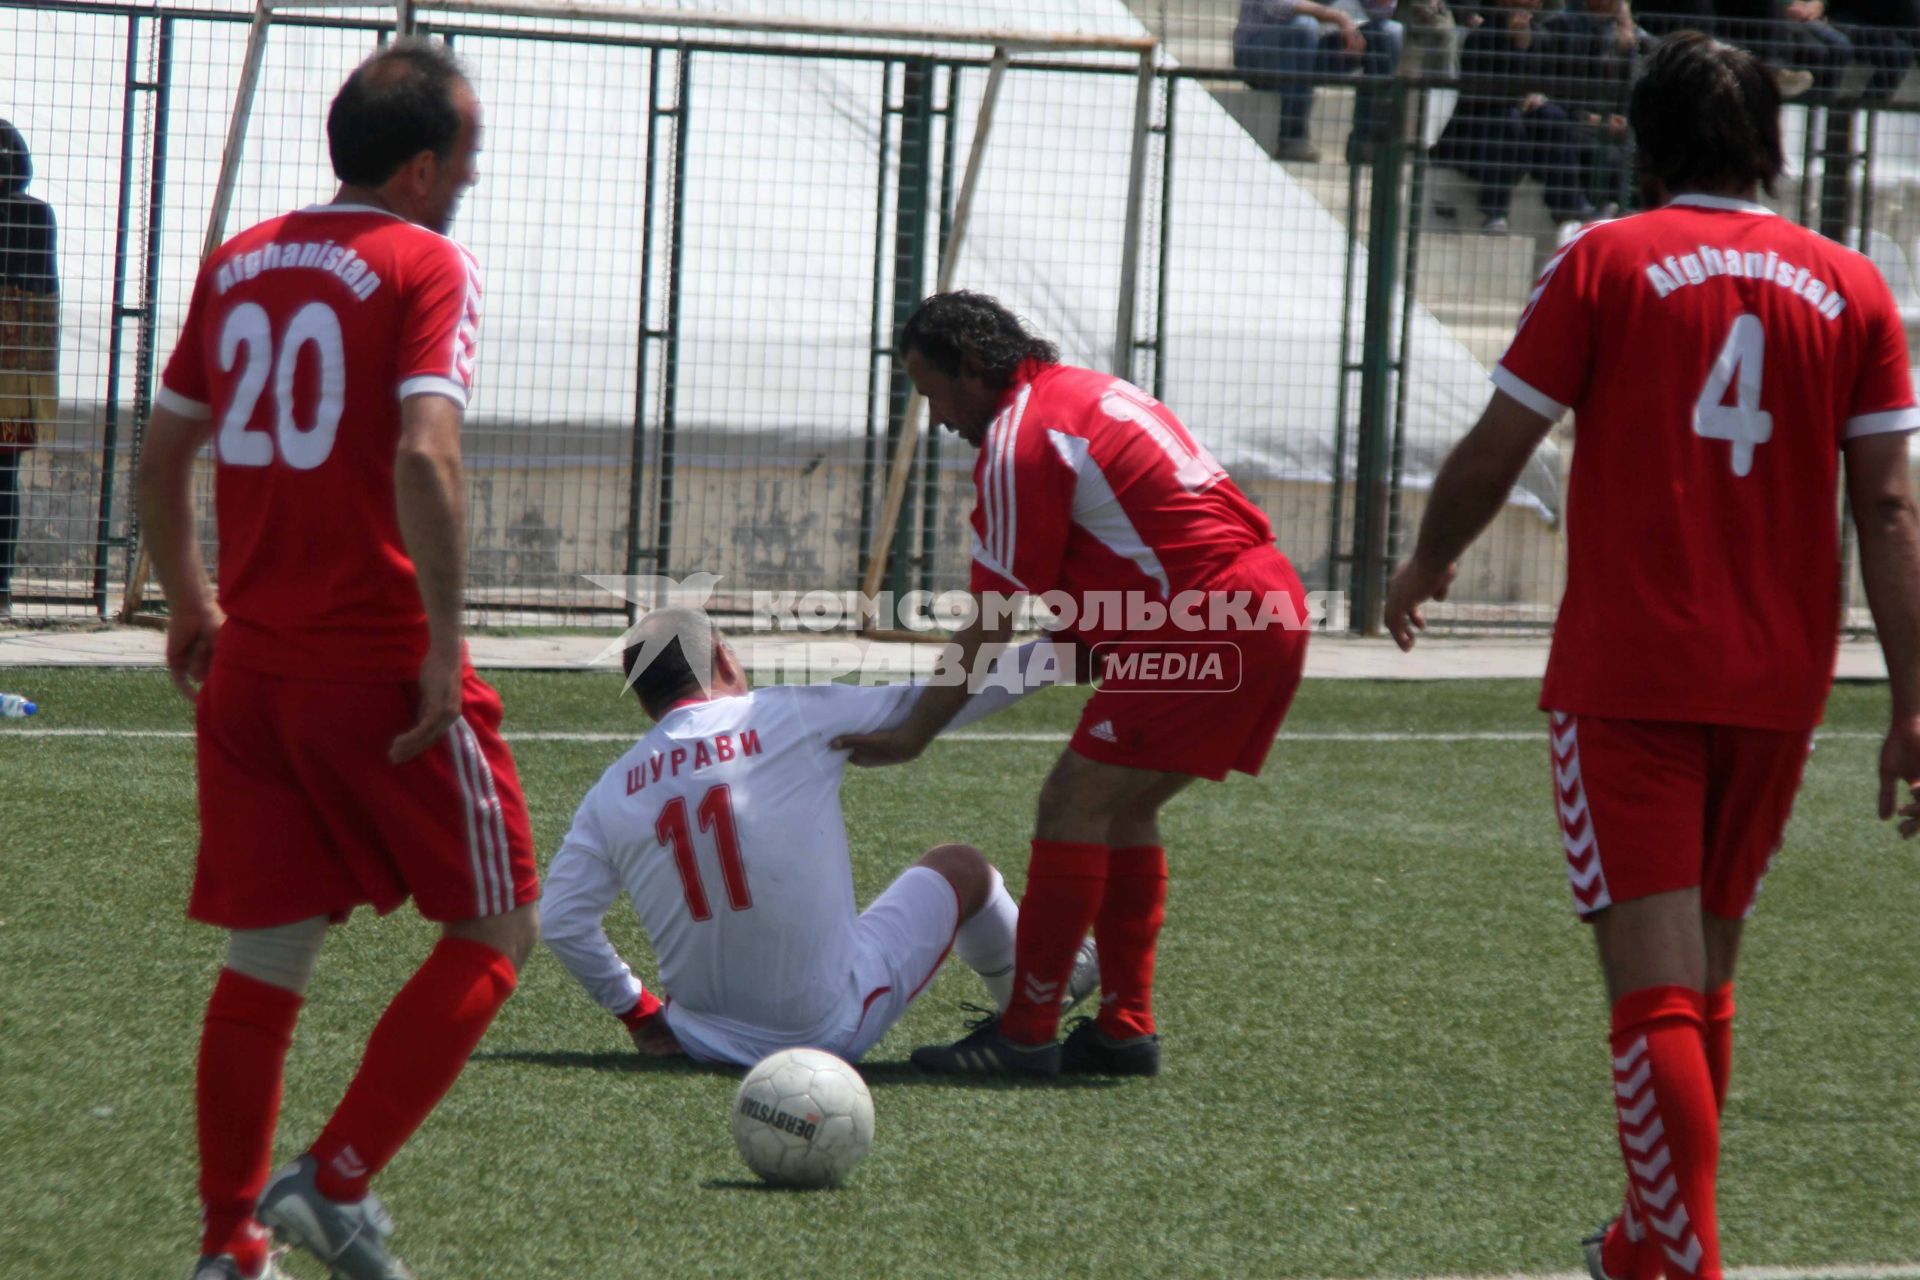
top-left (327, 38), bottom-right (480, 232)
top-left (898, 291), bottom-right (1059, 448)
top-left (1629, 32), bottom-right (1783, 203)
top-left (620, 607), bottom-right (748, 720)
top-left (0, 118), bottom-right (31, 196)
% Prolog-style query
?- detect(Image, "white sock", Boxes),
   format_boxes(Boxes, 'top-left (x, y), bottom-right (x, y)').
top-left (953, 867), bottom-right (1018, 1011)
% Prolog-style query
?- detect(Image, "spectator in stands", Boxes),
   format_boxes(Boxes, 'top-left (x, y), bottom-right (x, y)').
top-left (1234, 0), bottom-right (1405, 163)
top-left (1714, 0), bottom-right (1854, 100)
top-left (1631, 0), bottom-right (1714, 35)
top-left (1433, 0), bottom-right (1600, 232)
top-left (1827, 0), bottom-right (1918, 99)
top-left (1547, 0), bottom-right (1648, 212)
top-left (0, 119), bottom-right (58, 616)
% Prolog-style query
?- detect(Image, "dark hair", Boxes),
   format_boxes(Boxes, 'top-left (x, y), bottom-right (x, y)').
top-left (898, 291), bottom-right (1059, 391)
top-left (621, 608), bottom-right (721, 717)
top-left (327, 39), bottom-right (468, 187)
top-left (0, 118), bottom-right (31, 194)
top-left (1629, 32), bottom-right (1784, 199)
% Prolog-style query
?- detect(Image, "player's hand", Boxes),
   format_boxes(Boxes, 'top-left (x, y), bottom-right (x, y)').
top-left (391, 645), bottom-right (463, 763)
top-left (1383, 555), bottom-right (1456, 652)
top-left (1877, 717), bottom-right (1920, 837)
top-left (628, 1016), bottom-right (686, 1058)
top-left (830, 727), bottom-right (927, 768)
top-left (164, 601), bottom-right (224, 701)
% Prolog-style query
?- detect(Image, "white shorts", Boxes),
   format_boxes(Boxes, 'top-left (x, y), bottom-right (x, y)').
top-left (664, 865), bottom-right (961, 1066)
top-left (831, 865), bottom-right (963, 1062)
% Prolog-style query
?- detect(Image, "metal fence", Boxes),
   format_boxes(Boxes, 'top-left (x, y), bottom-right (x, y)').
top-left (2, 0), bottom-right (1916, 634)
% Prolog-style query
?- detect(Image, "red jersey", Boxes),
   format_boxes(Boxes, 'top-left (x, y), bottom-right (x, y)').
top-left (968, 361), bottom-right (1277, 643)
top-left (1497, 195), bottom-right (1918, 731)
top-left (157, 204), bottom-right (481, 680)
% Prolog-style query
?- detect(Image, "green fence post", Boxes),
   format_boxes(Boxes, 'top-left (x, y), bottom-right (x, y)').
top-left (1347, 77), bottom-right (1405, 636)
top-left (882, 58), bottom-right (935, 601)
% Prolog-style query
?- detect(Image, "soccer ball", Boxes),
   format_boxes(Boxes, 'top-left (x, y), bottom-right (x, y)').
top-left (730, 1047), bottom-right (874, 1188)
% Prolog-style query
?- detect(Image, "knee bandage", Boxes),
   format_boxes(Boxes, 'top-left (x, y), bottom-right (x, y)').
top-left (224, 916), bottom-right (328, 995)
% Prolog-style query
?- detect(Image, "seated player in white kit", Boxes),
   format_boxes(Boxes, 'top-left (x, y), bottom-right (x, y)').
top-left (541, 608), bottom-right (1097, 1067)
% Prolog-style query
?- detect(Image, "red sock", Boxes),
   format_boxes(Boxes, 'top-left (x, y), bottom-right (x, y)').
top-left (309, 937), bottom-right (517, 1202)
top-left (198, 970), bottom-right (303, 1270)
top-left (1705, 983), bottom-right (1735, 1113)
top-left (1094, 844), bottom-right (1167, 1039)
top-left (998, 841), bottom-right (1107, 1046)
top-left (1611, 985), bottom-right (1721, 1280)
top-left (1598, 1187), bottom-right (1666, 1280)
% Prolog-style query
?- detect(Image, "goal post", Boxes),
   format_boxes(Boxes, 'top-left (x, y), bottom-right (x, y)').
top-left (117, 0), bottom-right (1160, 625)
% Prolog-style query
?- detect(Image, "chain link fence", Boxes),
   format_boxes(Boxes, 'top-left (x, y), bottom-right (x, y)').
top-left (3, 0), bottom-right (1915, 633)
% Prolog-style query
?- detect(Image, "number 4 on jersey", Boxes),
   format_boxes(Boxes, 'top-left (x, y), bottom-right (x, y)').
top-left (1693, 313), bottom-right (1773, 477)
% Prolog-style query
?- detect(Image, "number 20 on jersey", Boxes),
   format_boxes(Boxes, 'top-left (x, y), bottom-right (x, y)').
top-left (215, 301), bottom-right (346, 470)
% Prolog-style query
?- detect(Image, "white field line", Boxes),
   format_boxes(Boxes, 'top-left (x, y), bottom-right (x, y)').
top-left (0, 729), bottom-right (1888, 744)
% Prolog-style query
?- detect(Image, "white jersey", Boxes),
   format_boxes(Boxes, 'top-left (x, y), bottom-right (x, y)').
top-left (540, 645), bottom-right (1060, 1063)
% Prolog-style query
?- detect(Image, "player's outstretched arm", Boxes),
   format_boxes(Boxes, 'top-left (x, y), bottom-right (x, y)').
top-left (1385, 390), bottom-right (1555, 650)
top-left (832, 605), bottom-right (1014, 765)
top-left (134, 405), bottom-right (220, 700)
top-left (391, 392), bottom-right (469, 762)
top-left (1844, 429), bottom-right (1920, 836)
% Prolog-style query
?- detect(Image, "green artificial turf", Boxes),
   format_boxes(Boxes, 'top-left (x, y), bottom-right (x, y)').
top-left (0, 669), bottom-right (1913, 1278)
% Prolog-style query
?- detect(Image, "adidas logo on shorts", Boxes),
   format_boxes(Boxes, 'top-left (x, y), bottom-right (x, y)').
top-left (1089, 720), bottom-right (1119, 744)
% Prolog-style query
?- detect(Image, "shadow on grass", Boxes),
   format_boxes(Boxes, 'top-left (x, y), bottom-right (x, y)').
top-left (700, 1178), bottom-right (849, 1193)
top-left (853, 1059), bottom-right (1123, 1090)
top-left (470, 1048), bottom-right (722, 1076)
top-left (472, 1050), bottom-right (1123, 1090)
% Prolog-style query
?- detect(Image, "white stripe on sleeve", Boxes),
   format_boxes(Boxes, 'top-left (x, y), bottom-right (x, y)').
top-left (1490, 364), bottom-right (1570, 422)
top-left (1844, 405), bottom-right (1920, 439)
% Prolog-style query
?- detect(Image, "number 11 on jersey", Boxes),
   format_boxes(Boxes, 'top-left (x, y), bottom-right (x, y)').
top-left (655, 784), bottom-right (751, 922)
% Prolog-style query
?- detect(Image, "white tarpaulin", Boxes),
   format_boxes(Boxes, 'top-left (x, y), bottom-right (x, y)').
top-left (3, 0), bottom-right (1560, 517)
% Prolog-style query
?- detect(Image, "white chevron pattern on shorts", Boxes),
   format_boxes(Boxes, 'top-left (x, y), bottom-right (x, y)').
top-left (1558, 789), bottom-right (1589, 827)
top-left (1550, 713), bottom-right (1610, 913)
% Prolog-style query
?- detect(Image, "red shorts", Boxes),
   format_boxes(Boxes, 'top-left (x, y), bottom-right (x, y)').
top-left (1069, 547), bottom-right (1309, 781)
top-left (192, 662), bottom-right (539, 928)
top-left (1547, 710), bottom-right (1812, 920)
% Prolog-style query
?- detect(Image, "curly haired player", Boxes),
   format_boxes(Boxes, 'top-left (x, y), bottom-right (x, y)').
top-left (836, 291), bottom-right (1311, 1078)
